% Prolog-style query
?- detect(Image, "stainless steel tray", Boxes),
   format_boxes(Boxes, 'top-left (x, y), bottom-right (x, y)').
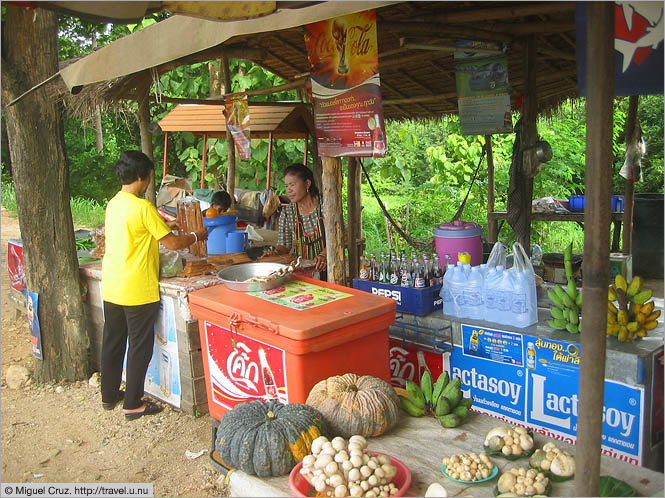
top-left (216, 262), bottom-right (292, 292)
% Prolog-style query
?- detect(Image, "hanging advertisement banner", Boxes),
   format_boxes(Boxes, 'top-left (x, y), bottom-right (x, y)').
top-left (576, 2), bottom-right (664, 96)
top-left (304, 9), bottom-right (386, 157)
top-left (26, 291), bottom-right (43, 360)
top-left (224, 94), bottom-right (251, 160)
top-left (454, 41), bottom-right (512, 136)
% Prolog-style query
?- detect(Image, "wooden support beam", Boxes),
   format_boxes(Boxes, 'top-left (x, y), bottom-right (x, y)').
top-left (347, 157), bottom-right (361, 282)
top-left (622, 96), bottom-right (640, 255)
top-left (380, 79), bottom-right (432, 117)
top-left (490, 21), bottom-right (575, 36)
top-left (321, 156), bottom-right (345, 285)
top-left (138, 88), bottom-right (156, 205)
top-left (428, 2), bottom-right (575, 24)
top-left (382, 21), bottom-right (513, 42)
top-left (222, 57), bottom-right (236, 203)
top-left (155, 45), bottom-right (267, 75)
top-left (384, 92), bottom-right (457, 106)
top-left (576, 3), bottom-right (615, 496)
top-left (486, 135), bottom-right (498, 243)
top-left (201, 133), bottom-right (208, 189)
top-left (163, 132), bottom-right (169, 178)
top-left (520, 35), bottom-right (538, 255)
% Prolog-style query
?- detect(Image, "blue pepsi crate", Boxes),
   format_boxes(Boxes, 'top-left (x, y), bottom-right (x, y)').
top-left (352, 279), bottom-right (442, 316)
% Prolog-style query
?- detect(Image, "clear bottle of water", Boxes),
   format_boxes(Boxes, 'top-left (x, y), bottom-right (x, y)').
top-left (464, 266), bottom-right (485, 320)
top-left (448, 264), bottom-right (469, 318)
top-left (441, 263), bottom-right (455, 315)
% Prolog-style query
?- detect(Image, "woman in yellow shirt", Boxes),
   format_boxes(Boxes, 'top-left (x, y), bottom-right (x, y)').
top-left (101, 151), bottom-right (207, 421)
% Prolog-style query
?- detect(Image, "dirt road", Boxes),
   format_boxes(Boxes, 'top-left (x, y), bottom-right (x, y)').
top-left (1, 208), bottom-right (226, 496)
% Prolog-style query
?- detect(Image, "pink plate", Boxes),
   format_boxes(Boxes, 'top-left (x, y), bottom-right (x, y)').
top-left (289, 451), bottom-right (411, 497)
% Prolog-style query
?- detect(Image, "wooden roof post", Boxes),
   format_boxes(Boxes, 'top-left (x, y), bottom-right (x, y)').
top-left (163, 132), bottom-right (169, 179)
top-left (303, 136), bottom-right (309, 165)
top-left (201, 133), bottom-right (208, 189)
top-left (622, 95), bottom-right (639, 254)
top-left (347, 156), bottom-right (362, 282)
top-left (267, 131), bottom-right (274, 190)
top-left (321, 156), bottom-right (345, 284)
top-left (575, 3), bottom-right (614, 496)
top-left (520, 34), bottom-right (538, 256)
top-left (222, 56), bottom-right (236, 205)
top-left (138, 87), bottom-right (157, 205)
top-left (486, 134), bottom-right (497, 243)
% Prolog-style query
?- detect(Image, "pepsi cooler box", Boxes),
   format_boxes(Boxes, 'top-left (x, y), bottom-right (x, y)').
top-left (352, 279), bottom-right (442, 316)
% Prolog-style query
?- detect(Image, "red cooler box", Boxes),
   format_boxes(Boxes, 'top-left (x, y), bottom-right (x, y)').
top-left (188, 275), bottom-right (396, 421)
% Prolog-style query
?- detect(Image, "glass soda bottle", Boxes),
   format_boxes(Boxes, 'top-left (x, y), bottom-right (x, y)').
top-left (400, 254), bottom-right (412, 287)
top-left (378, 252), bottom-right (389, 283)
top-left (432, 253), bottom-right (443, 285)
top-left (369, 253), bottom-right (378, 281)
top-left (423, 253), bottom-right (432, 288)
top-left (389, 252), bottom-right (400, 286)
top-left (359, 254), bottom-right (370, 280)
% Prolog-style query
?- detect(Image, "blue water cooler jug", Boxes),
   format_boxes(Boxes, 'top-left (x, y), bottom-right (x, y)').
top-left (203, 214), bottom-right (237, 255)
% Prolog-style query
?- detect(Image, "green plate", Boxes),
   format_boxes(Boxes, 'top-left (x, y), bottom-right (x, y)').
top-left (441, 464), bottom-right (498, 484)
top-left (492, 481), bottom-right (552, 496)
top-left (484, 429), bottom-right (536, 460)
top-left (528, 464), bottom-right (574, 482)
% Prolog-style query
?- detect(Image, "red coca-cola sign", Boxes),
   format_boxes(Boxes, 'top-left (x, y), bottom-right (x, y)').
top-left (8, 240), bottom-right (26, 291)
top-left (389, 340), bottom-right (443, 388)
top-left (203, 321), bottom-right (288, 411)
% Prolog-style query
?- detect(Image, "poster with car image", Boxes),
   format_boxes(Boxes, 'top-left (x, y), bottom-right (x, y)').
top-left (454, 41), bottom-right (512, 135)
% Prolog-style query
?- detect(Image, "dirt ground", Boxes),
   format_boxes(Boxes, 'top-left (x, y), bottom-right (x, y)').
top-left (0, 208), bottom-right (227, 497)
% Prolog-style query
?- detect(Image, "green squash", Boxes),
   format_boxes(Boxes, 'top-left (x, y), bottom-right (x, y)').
top-left (306, 373), bottom-right (401, 438)
top-left (215, 400), bottom-right (328, 477)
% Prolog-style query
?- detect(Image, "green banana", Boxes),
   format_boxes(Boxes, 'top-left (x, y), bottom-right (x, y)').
top-left (566, 322), bottom-right (579, 334)
top-left (548, 289), bottom-right (565, 307)
top-left (441, 377), bottom-right (461, 399)
top-left (633, 289), bottom-right (653, 305)
top-left (576, 290), bottom-right (583, 308)
top-left (568, 311), bottom-right (579, 326)
top-left (548, 319), bottom-right (567, 330)
top-left (439, 413), bottom-right (462, 428)
top-left (452, 405), bottom-right (469, 418)
top-left (626, 276), bottom-right (642, 297)
top-left (550, 307), bottom-right (564, 320)
top-left (555, 285), bottom-right (575, 308)
top-left (399, 396), bottom-right (425, 417)
top-left (567, 280), bottom-right (577, 300)
top-left (446, 387), bottom-right (463, 409)
top-left (457, 397), bottom-right (473, 409)
top-left (431, 372), bottom-right (449, 406)
top-left (420, 370), bottom-right (434, 405)
top-left (434, 396), bottom-right (451, 416)
top-left (608, 286), bottom-right (617, 302)
top-left (406, 380), bottom-right (426, 409)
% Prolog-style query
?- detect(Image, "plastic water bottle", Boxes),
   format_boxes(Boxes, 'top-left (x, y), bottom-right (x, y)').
top-left (448, 264), bottom-right (469, 318)
top-left (495, 266), bottom-right (515, 325)
top-left (441, 264), bottom-right (455, 316)
top-left (463, 263), bottom-right (472, 278)
top-left (464, 266), bottom-right (485, 320)
top-left (483, 266), bottom-right (501, 321)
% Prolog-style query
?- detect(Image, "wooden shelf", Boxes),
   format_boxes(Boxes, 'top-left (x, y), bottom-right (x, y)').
top-left (488, 211), bottom-right (623, 222)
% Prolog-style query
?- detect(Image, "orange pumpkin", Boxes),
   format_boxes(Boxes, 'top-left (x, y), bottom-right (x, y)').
top-left (306, 373), bottom-right (400, 438)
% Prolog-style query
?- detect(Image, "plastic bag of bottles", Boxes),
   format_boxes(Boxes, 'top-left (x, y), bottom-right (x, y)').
top-left (486, 241), bottom-right (507, 269)
top-left (510, 242), bottom-right (538, 327)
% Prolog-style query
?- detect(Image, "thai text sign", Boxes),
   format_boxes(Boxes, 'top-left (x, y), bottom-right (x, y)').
top-left (304, 9), bottom-right (386, 157)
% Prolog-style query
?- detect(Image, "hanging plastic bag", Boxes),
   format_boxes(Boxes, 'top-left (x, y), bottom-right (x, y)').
top-left (510, 242), bottom-right (538, 327)
top-left (159, 248), bottom-right (184, 278)
top-left (486, 241), bottom-right (507, 269)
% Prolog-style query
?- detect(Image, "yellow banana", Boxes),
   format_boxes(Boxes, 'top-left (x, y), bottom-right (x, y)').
top-left (617, 310), bottom-right (629, 325)
top-left (641, 301), bottom-right (655, 316)
top-left (645, 320), bottom-right (658, 331)
top-left (646, 310), bottom-right (661, 322)
top-left (637, 328), bottom-right (648, 337)
top-left (615, 274), bottom-right (628, 293)
top-left (607, 311), bottom-right (617, 324)
top-left (608, 301), bottom-right (618, 314)
top-left (626, 276), bottom-right (642, 297)
top-left (636, 313), bottom-right (647, 324)
top-left (606, 324), bottom-right (620, 336)
top-left (618, 327), bottom-right (629, 342)
top-left (632, 303), bottom-right (643, 315)
top-left (626, 321), bottom-right (640, 333)
top-left (607, 286), bottom-right (617, 302)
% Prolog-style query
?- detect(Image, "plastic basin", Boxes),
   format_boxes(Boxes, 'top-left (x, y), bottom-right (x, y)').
top-left (289, 452), bottom-right (411, 497)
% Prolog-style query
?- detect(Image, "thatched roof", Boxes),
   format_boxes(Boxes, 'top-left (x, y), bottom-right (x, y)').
top-left (55, 1), bottom-right (580, 121)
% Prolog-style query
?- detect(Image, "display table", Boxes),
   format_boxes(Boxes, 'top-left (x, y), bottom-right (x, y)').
top-left (391, 300), bottom-right (664, 472)
top-left (80, 260), bottom-right (223, 415)
top-left (222, 412), bottom-right (664, 497)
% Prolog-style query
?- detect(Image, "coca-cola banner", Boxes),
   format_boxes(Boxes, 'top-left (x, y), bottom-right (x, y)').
top-left (389, 339), bottom-right (444, 388)
top-left (203, 321), bottom-right (288, 411)
top-left (224, 94), bottom-right (251, 160)
top-left (304, 9), bottom-right (386, 157)
top-left (249, 280), bottom-right (352, 311)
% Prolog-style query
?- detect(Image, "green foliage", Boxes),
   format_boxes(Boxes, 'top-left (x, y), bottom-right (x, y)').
top-left (1, 177), bottom-right (17, 214)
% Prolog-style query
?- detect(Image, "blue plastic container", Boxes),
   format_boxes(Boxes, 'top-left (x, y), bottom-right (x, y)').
top-left (569, 195), bottom-right (624, 212)
top-left (203, 214), bottom-right (237, 255)
top-left (352, 279), bottom-right (442, 316)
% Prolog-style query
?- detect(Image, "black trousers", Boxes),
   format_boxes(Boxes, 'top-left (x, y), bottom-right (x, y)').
top-left (101, 301), bottom-right (160, 410)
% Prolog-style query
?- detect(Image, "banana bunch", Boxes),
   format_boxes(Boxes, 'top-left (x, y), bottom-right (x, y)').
top-left (399, 370), bottom-right (473, 428)
top-left (547, 242), bottom-right (582, 334)
top-left (607, 274), bottom-right (660, 342)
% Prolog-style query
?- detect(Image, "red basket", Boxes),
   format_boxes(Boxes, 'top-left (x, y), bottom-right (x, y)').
top-left (289, 451), bottom-right (411, 497)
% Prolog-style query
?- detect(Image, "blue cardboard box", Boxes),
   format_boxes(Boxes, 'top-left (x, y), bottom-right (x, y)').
top-left (352, 279), bottom-right (442, 316)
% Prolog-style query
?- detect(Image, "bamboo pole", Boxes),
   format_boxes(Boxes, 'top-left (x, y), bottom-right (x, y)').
top-left (486, 135), bottom-right (498, 243)
top-left (201, 133), bottom-right (208, 189)
top-left (266, 131), bottom-right (273, 190)
top-left (321, 156), bottom-right (345, 285)
top-left (575, 3), bottom-right (614, 496)
top-left (163, 132), bottom-right (169, 178)
top-left (622, 96), bottom-right (639, 255)
top-left (347, 157), bottom-right (360, 281)
top-left (221, 57), bottom-right (236, 204)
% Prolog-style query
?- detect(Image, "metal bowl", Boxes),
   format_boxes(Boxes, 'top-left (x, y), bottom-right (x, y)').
top-left (217, 262), bottom-right (292, 292)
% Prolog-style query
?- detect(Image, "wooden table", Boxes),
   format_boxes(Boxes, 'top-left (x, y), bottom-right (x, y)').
top-left (488, 211), bottom-right (624, 251)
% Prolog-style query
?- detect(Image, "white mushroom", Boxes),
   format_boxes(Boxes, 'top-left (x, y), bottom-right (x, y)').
top-left (350, 455), bottom-right (363, 468)
top-left (349, 484), bottom-right (363, 497)
top-left (334, 484), bottom-right (348, 497)
top-left (334, 451), bottom-right (350, 463)
top-left (315, 454), bottom-right (333, 469)
top-left (331, 437), bottom-right (347, 452)
top-left (348, 468), bottom-right (361, 482)
top-left (360, 465), bottom-right (372, 478)
top-left (303, 455), bottom-right (316, 468)
top-left (325, 461), bottom-right (339, 476)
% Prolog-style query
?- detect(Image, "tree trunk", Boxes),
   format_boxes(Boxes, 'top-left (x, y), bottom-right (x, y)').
top-left (209, 59), bottom-right (223, 97)
top-left (321, 157), bottom-right (345, 285)
top-left (222, 57), bottom-right (236, 204)
top-left (347, 157), bottom-right (361, 281)
top-left (138, 89), bottom-right (156, 205)
top-left (1, 6), bottom-right (89, 381)
top-left (91, 33), bottom-right (104, 155)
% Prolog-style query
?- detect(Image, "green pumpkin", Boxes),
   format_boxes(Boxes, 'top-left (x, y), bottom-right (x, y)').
top-left (215, 400), bottom-right (328, 477)
top-left (306, 373), bottom-right (401, 438)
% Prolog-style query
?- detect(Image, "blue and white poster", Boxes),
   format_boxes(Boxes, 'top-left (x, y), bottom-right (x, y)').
top-left (445, 344), bottom-right (526, 424)
top-left (26, 291), bottom-right (43, 360)
top-left (576, 2), bottom-right (664, 96)
top-left (462, 324), bottom-right (524, 366)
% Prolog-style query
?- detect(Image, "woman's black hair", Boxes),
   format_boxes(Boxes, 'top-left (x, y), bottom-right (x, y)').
top-left (283, 163), bottom-right (319, 198)
top-left (211, 190), bottom-right (232, 211)
top-left (115, 150), bottom-right (154, 185)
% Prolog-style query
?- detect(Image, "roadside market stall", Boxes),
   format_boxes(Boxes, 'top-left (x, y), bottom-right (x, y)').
top-left (18, 2), bottom-right (663, 496)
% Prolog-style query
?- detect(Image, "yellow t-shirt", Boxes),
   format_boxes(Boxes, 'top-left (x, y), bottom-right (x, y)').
top-left (102, 191), bottom-right (171, 305)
